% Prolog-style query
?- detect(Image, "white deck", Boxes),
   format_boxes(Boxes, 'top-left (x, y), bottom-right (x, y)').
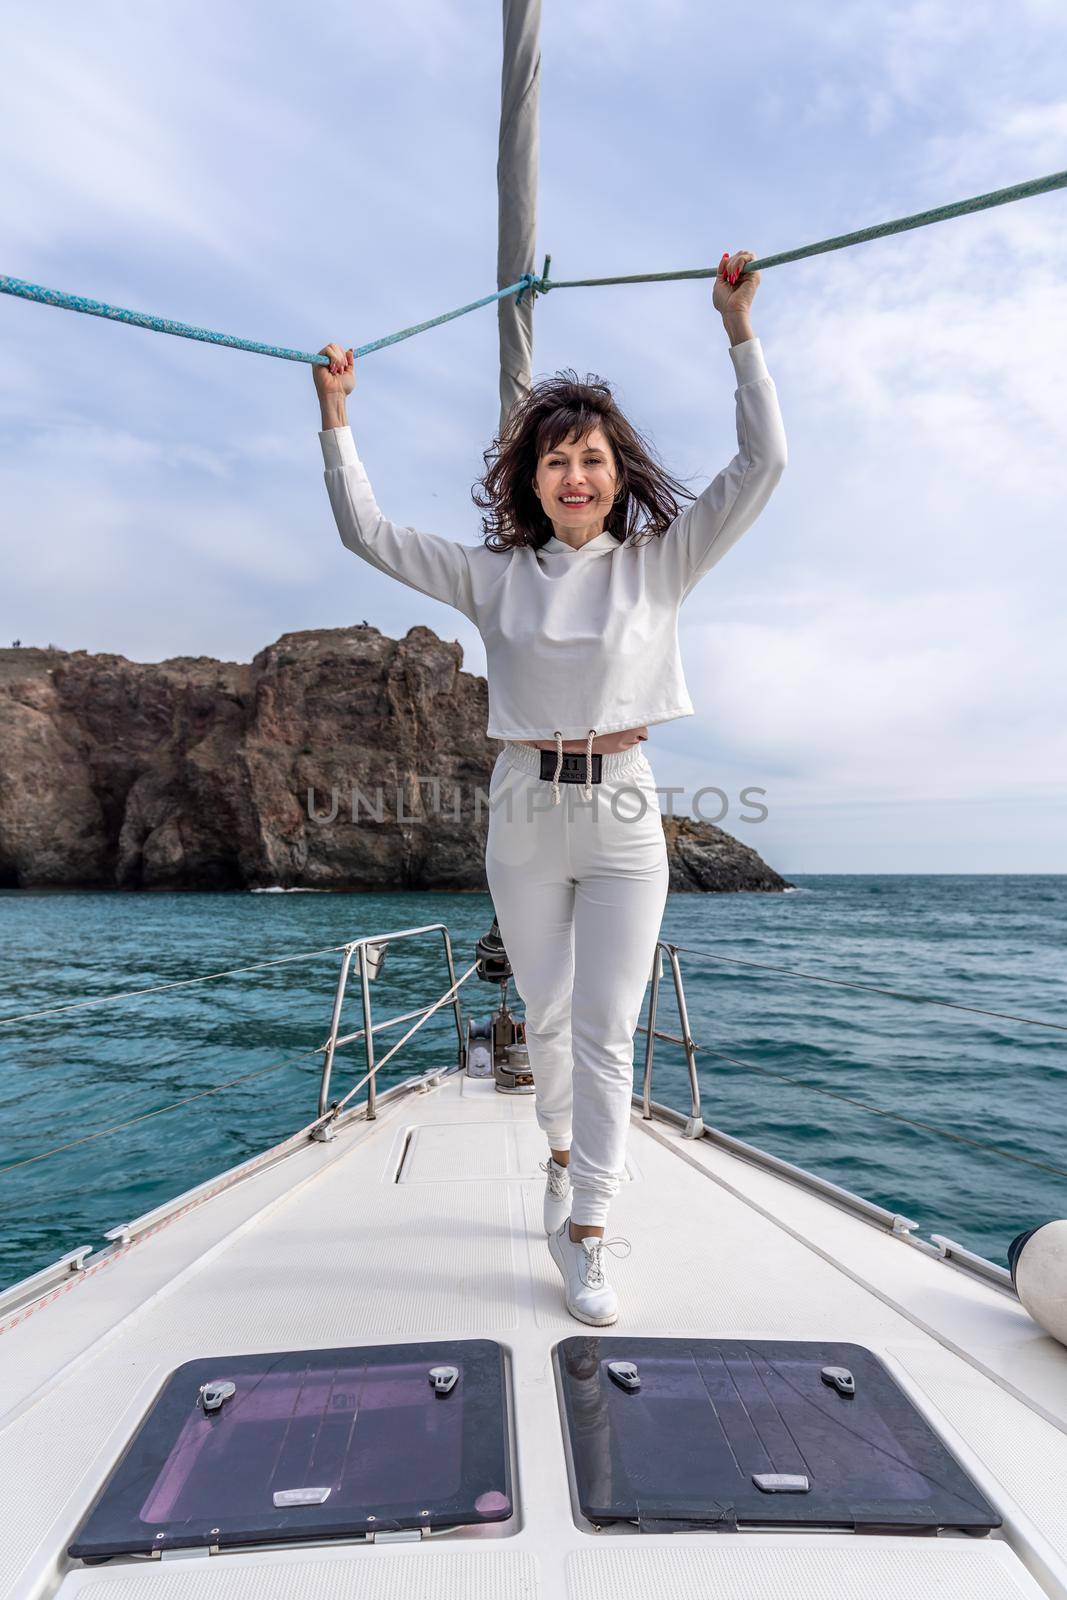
top-left (2, 1065), bottom-right (1066, 1600)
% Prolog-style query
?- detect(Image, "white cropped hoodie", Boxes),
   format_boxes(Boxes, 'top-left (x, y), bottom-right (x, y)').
top-left (319, 336), bottom-right (787, 801)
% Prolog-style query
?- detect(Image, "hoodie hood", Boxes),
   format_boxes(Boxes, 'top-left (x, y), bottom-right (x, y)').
top-left (538, 530), bottom-right (621, 558)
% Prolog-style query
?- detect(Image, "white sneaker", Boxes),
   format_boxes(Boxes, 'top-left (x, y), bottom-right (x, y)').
top-left (539, 1156), bottom-right (571, 1234)
top-left (547, 1218), bottom-right (632, 1326)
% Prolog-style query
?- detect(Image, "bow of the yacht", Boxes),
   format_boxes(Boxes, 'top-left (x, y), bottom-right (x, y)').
top-left (1, 924), bottom-right (1066, 1600)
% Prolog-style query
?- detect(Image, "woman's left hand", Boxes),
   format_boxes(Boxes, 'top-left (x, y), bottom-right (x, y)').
top-left (712, 250), bottom-right (760, 318)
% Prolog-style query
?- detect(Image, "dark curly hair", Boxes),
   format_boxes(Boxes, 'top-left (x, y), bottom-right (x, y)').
top-left (471, 369), bottom-right (697, 553)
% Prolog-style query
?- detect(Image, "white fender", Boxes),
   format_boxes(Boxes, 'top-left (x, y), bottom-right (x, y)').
top-left (1008, 1220), bottom-right (1067, 1346)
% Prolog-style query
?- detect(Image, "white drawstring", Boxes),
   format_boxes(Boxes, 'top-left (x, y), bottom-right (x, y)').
top-left (551, 731), bottom-right (563, 806)
top-left (551, 728), bottom-right (598, 803)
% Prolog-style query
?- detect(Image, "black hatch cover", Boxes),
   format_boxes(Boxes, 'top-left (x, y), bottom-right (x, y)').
top-left (68, 1339), bottom-right (512, 1560)
top-left (557, 1337), bottom-right (1001, 1535)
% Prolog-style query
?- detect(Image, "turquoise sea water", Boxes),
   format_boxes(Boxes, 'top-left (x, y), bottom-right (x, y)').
top-left (0, 876), bottom-right (1064, 1293)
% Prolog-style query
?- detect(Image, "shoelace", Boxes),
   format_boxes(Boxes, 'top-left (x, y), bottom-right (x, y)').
top-left (579, 1234), bottom-right (632, 1289)
top-left (539, 1157), bottom-right (570, 1197)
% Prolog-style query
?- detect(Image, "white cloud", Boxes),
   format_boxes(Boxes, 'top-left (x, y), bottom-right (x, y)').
top-left (1, 39), bottom-right (259, 268)
top-left (683, 581), bottom-right (1067, 798)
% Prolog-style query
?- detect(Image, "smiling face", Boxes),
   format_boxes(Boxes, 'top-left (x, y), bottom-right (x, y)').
top-left (532, 425), bottom-right (620, 545)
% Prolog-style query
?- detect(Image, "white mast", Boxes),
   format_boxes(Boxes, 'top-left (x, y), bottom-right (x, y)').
top-left (497, 0), bottom-right (542, 436)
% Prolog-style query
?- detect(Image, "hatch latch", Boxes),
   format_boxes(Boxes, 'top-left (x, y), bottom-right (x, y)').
top-left (607, 1360), bottom-right (641, 1392)
top-left (273, 1487), bottom-right (332, 1507)
top-left (199, 1380), bottom-right (236, 1413)
top-left (752, 1472), bottom-right (811, 1493)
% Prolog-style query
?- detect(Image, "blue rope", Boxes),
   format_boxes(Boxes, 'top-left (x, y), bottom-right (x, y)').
top-left (2, 165), bottom-right (1064, 367)
top-left (0, 273), bottom-right (538, 368)
top-left (531, 170), bottom-right (1067, 294)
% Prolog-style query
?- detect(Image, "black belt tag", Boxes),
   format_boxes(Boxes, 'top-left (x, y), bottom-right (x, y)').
top-left (539, 750), bottom-right (603, 784)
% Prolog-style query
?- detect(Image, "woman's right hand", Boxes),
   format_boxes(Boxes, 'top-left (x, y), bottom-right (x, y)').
top-left (313, 342), bottom-right (357, 404)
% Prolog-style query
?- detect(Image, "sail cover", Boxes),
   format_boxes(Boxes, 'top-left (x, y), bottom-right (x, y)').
top-left (497, 0), bottom-right (541, 434)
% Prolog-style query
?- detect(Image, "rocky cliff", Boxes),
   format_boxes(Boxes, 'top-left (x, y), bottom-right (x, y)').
top-left (0, 628), bottom-right (792, 893)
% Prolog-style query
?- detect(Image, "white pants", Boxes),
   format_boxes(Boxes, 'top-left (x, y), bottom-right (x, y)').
top-left (485, 741), bottom-right (670, 1226)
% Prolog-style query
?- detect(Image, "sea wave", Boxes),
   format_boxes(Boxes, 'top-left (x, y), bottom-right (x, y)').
top-left (249, 886), bottom-right (328, 894)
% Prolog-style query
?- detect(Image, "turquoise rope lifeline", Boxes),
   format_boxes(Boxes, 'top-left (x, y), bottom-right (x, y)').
top-left (2, 169), bottom-right (1064, 365)
top-left (0, 273), bottom-right (538, 368)
top-left (533, 170), bottom-right (1067, 294)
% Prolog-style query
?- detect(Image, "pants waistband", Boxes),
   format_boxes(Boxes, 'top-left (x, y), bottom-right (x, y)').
top-left (497, 740), bottom-right (649, 781)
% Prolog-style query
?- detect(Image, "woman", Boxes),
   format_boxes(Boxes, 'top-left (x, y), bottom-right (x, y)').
top-left (313, 249), bottom-right (786, 1326)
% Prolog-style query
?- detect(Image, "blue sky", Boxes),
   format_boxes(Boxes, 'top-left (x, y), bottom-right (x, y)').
top-left (2, 0), bottom-right (1064, 872)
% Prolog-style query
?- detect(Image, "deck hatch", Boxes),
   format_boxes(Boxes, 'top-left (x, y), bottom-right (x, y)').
top-left (67, 1339), bottom-right (512, 1561)
top-left (557, 1337), bottom-right (1001, 1535)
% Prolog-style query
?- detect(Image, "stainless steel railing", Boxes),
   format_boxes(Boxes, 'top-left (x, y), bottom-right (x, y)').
top-left (627, 934), bottom-right (1064, 1291)
top-left (315, 922), bottom-right (468, 1130)
top-left (637, 940), bottom-right (704, 1138)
